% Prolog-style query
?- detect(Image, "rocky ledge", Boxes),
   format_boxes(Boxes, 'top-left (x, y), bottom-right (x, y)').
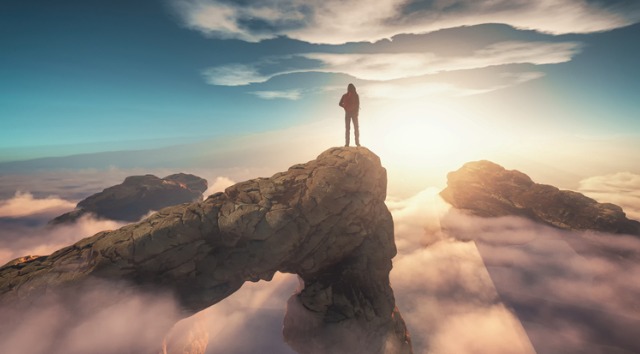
top-left (440, 160), bottom-right (640, 235)
top-left (0, 147), bottom-right (412, 354)
top-left (49, 173), bottom-right (208, 224)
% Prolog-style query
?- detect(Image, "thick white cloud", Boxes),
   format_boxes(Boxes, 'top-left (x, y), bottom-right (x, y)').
top-left (578, 172), bottom-right (640, 220)
top-left (0, 279), bottom-right (181, 354)
top-left (390, 187), bottom-right (640, 353)
top-left (163, 272), bottom-right (298, 353)
top-left (172, 0), bottom-right (640, 44)
top-left (387, 189), bottom-right (537, 353)
top-left (438, 205), bottom-right (640, 352)
top-left (0, 191), bottom-right (128, 265)
top-left (0, 214), bottom-right (128, 266)
top-left (203, 176), bottom-right (235, 196)
top-left (0, 191), bottom-right (76, 218)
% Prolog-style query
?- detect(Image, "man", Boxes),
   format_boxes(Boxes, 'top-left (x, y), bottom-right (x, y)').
top-left (339, 83), bottom-right (360, 147)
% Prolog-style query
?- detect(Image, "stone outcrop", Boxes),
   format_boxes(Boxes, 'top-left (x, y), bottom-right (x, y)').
top-left (0, 147), bottom-right (412, 354)
top-left (49, 173), bottom-right (208, 224)
top-left (440, 160), bottom-right (640, 235)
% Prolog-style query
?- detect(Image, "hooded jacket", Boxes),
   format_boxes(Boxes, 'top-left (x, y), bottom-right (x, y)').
top-left (339, 84), bottom-right (360, 114)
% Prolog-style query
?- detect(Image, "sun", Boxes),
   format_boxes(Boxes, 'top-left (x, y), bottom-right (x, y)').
top-left (363, 100), bottom-right (509, 194)
top-left (366, 101), bottom-right (493, 161)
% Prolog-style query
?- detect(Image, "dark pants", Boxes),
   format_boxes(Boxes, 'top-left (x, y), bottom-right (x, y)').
top-left (345, 111), bottom-right (359, 146)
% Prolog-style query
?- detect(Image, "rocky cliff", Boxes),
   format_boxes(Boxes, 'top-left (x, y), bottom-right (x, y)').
top-left (441, 160), bottom-right (640, 235)
top-left (0, 147), bottom-right (412, 354)
top-left (50, 173), bottom-right (208, 224)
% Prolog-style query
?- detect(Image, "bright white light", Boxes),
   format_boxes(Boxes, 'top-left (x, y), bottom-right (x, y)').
top-left (360, 99), bottom-right (514, 195)
top-left (367, 102), bottom-right (494, 163)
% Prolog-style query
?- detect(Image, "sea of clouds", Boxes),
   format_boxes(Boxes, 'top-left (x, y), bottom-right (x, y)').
top-left (1, 170), bottom-right (639, 353)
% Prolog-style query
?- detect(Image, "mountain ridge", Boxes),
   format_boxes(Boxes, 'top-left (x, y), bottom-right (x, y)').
top-left (49, 173), bottom-right (208, 224)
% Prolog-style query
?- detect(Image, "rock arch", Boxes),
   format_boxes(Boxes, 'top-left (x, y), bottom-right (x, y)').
top-left (0, 147), bottom-right (412, 354)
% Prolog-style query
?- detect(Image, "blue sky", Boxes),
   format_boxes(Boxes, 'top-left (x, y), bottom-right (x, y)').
top-left (1, 0), bottom-right (639, 165)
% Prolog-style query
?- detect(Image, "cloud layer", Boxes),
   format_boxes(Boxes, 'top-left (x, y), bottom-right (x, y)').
top-left (578, 172), bottom-right (640, 220)
top-left (172, 0), bottom-right (640, 44)
top-left (2, 173), bottom-right (640, 353)
top-left (164, 272), bottom-right (298, 354)
top-left (203, 176), bottom-right (236, 197)
top-left (437, 205), bottom-right (640, 352)
top-left (389, 186), bottom-right (640, 353)
top-left (0, 171), bottom-right (232, 265)
top-left (0, 279), bottom-right (181, 354)
top-left (0, 191), bottom-right (76, 218)
top-left (0, 213), bottom-right (127, 266)
top-left (386, 188), bottom-right (537, 353)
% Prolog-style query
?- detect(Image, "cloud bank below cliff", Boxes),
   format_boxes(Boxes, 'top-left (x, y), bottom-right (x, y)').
top-left (1, 171), bottom-right (640, 353)
top-left (578, 172), bottom-right (640, 221)
top-left (389, 188), bottom-right (640, 353)
top-left (0, 279), bottom-right (181, 354)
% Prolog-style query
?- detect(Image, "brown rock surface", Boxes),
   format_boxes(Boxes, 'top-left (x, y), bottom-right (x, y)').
top-left (49, 173), bottom-right (208, 224)
top-left (440, 160), bottom-right (640, 235)
top-left (0, 147), bottom-right (411, 354)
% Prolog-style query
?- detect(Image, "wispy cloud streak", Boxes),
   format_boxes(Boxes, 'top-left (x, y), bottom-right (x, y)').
top-left (201, 40), bottom-right (580, 89)
top-left (250, 89), bottom-right (302, 100)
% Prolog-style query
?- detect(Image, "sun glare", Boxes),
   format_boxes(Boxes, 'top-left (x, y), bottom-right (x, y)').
top-left (364, 100), bottom-right (508, 195)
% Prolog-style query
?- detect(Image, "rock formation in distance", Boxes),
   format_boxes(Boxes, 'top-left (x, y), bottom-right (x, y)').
top-left (0, 147), bottom-right (412, 354)
top-left (49, 173), bottom-right (208, 224)
top-left (440, 160), bottom-right (640, 235)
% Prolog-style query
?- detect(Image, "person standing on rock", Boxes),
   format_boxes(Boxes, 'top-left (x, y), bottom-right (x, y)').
top-left (339, 83), bottom-right (360, 147)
